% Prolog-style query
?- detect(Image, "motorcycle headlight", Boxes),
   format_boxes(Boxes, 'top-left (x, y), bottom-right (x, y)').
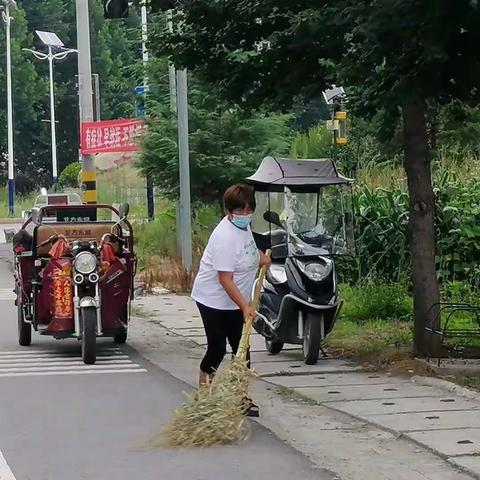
top-left (297, 260), bottom-right (332, 282)
top-left (74, 251), bottom-right (97, 275)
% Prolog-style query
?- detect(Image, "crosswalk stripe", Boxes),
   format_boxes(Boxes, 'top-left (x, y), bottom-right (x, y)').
top-left (0, 350), bottom-right (125, 358)
top-left (0, 359), bottom-right (133, 368)
top-left (0, 364), bottom-right (143, 373)
top-left (0, 354), bottom-right (129, 362)
top-left (0, 289), bottom-right (16, 301)
top-left (0, 348), bottom-right (146, 378)
top-left (0, 368), bottom-right (147, 378)
top-left (0, 348), bottom-right (123, 355)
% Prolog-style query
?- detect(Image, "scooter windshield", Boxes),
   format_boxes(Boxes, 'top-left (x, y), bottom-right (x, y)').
top-left (284, 187), bottom-right (351, 256)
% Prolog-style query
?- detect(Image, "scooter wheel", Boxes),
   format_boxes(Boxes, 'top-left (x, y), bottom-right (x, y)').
top-left (265, 338), bottom-right (283, 355)
top-left (303, 314), bottom-right (322, 365)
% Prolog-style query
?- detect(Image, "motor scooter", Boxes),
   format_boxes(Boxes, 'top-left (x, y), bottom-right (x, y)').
top-left (246, 156), bottom-right (355, 364)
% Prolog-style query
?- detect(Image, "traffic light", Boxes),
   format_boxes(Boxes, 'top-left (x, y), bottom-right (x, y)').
top-left (104, 0), bottom-right (129, 19)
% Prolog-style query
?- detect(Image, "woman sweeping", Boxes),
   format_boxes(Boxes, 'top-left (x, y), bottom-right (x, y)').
top-left (191, 184), bottom-right (270, 417)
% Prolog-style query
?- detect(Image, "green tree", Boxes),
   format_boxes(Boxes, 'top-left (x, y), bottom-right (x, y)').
top-left (0, 0), bottom-right (141, 187)
top-left (59, 162), bottom-right (81, 188)
top-left (139, 59), bottom-right (293, 204)
top-left (0, 7), bottom-right (48, 183)
top-left (147, 0), bottom-right (480, 355)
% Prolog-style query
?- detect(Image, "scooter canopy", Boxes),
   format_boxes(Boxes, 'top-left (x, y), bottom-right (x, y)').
top-left (245, 157), bottom-right (352, 192)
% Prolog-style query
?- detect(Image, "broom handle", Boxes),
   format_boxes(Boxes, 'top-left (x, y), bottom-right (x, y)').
top-left (236, 249), bottom-right (271, 360)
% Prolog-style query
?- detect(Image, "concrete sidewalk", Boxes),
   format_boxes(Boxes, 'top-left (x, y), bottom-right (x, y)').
top-left (133, 292), bottom-right (480, 479)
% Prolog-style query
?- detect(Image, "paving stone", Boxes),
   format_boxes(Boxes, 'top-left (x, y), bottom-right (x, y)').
top-left (370, 409), bottom-right (480, 432)
top-left (449, 455), bottom-right (480, 477)
top-left (255, 359), bottom-right (361, 377)
top-left (409, 428), bottom-right (480, 456)
top-left (251, 348), bottom-right (303, 360)
top-left (156, 316), bottom-right (203, 329)
top-left (328, 395), bottom-right (480, 417)
top-left (264, 372), bottom-right (409, 389)
top-left (294, 383), bottom-right (440, 403)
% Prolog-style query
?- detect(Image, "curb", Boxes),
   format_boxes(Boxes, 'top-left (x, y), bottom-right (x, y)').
top-left (412, 375), bottom-right (480, 402)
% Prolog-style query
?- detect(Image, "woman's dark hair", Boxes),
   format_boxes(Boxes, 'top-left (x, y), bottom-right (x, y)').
top-left (223, 184), bottom-right (256, 212)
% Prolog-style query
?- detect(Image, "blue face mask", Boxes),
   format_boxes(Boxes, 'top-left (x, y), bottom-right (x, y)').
top-left (231, 214), bottom-right (253, 229)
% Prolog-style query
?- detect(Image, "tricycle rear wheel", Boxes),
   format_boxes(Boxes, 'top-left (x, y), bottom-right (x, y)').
top-left (81, 307), bottom-right (97, 365)
top-left (17, 303), bottom-right (31, 347)
top-left (113, 330), bottom-right (127, 344)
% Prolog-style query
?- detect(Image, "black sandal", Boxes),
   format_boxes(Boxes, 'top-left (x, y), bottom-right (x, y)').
top-left (242, 397), bottom-right (260, 418)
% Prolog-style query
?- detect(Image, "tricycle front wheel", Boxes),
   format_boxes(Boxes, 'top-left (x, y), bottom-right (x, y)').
top-left (17, 303), bottom-right (31, 347)
top-left (81, 307), bottom-right (97, 365)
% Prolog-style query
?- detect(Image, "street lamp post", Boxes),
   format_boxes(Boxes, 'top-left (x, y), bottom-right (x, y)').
top-left (1, 0), bottom-right (17, 216)
top-left (24, 31), bottom-right (77, 189)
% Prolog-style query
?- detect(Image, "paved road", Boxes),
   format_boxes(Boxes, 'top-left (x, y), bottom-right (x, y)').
top-left (0, 245), bottom-right (334, 480)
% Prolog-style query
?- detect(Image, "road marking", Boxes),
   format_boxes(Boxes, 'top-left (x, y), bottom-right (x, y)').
top-left (0, 348), bottom-right (123, 356)
top-left (0, 349), bottom-right (146, 378)
top-left (0, 289), bottom-right (15, 301)
top-left (0, 354), bottom-right (129, 362)
top-left (0, 368), bottom-right (147, 378)
top-left (0, 449), bottom-right (16, 480)
top-left (0, 359), bottom-right (133, 368)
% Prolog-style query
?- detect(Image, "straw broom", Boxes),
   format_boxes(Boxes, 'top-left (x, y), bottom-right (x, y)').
top-left (158, 252), bottom-right (271, 448)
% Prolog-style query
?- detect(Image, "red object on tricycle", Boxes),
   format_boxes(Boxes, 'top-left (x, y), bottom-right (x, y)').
top-left (13, 203), bottom-right (136, 364)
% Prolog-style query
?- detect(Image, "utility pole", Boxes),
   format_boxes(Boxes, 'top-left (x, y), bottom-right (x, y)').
top-left (141, 0), bottom-right (154, 221)
top-left (176, 69), bottom-right (192, 270)
top-left (167, 10), bottom-right (192, 269)
top-left (1, 0), bottom-right (16, 216)
top-left (75, 0), bottom-right (96, 204)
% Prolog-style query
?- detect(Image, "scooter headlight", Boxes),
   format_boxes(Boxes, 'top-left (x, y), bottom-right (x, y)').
top-left (296, 259), bottom-right (332, 282)
top-left (74, 251), bottom-right (97, 275)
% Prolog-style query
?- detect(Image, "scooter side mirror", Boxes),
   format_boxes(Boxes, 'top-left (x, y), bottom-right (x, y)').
top-left (263, 211), bottom-right (284, 229)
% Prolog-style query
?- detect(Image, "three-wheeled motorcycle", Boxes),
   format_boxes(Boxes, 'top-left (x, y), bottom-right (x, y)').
top-left (13, 203), bottom-right (136, 364)
top-left (246, 157), bottom-right (355, 364)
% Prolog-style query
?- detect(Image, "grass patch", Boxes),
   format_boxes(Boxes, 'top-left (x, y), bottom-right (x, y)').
top-left (340, 282), bottom-right (412, 322)
top-left (0, 189), bottom-right (35, 218)
top-left (134, 203), bottom-right (219, 292)
top-left (450, 376), bottom-right (480, 392)
top-left (326, 318), bottom-right (413, 360)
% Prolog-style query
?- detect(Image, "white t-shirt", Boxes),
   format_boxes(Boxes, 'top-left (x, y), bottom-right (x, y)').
top-left (192, 217), bottom-right (259, 310)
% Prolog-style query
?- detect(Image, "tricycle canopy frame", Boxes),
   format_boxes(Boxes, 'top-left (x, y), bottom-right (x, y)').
top-left (22, 203), bottom-right (134, 252)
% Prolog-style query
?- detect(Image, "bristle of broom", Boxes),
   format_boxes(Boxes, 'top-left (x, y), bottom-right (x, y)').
top-left (157, 359), bottom-right (255, 447)
top-left (156, 255), bottom-right (270, 448)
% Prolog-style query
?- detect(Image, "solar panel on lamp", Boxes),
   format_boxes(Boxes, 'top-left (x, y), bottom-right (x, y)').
top-left (35, 30), bottom-right (64, 48)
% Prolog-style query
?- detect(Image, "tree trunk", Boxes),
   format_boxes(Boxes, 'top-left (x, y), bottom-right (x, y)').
top-left (402, 98), bottom-right (441, 357)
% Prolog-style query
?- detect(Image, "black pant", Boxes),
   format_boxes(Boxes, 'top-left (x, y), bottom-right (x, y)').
top-left (197, 302), bottom-right (251, 375)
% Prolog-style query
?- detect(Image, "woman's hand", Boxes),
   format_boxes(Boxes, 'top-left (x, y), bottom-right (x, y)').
top-left (242, 304), bottom-right (257, 323)
top-left (259, 250), bottom-right (272, 270)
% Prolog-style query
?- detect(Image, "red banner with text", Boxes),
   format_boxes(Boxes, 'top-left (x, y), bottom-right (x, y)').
top-left (80, 119), bottom-right (145, 154)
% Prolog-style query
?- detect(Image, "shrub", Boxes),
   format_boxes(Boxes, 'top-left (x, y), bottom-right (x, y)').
top-left (59, 163), bottom-right (81, 188)
top-left (340, 283), bottom-right (412, 323)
